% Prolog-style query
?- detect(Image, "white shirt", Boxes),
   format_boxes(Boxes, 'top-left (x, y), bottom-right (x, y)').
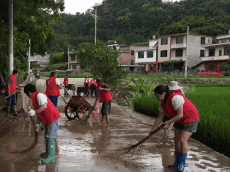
top-left (56, 78), bottom-right (60, 85)
top-left (159, 95), bottom-right (185, 112)
top-left (37, 93), bottom-right (48, 106)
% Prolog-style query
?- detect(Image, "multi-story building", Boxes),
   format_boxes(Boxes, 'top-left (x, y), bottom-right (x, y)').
top-left (200, 32), bottom-right (230, 72)
top-left (134, 35), bottom-right (158, 72)
top-left (65, 49), bottom-right (80, 70)
top-left (157, 33), bottom-right (212, 71)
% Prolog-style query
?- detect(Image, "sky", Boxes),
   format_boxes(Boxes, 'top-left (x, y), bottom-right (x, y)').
top-left (62, 0), bottom-right (180, 15)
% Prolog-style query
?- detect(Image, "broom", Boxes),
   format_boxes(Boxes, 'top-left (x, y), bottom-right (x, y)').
top-left (106, 123), bottom-right (167, 158)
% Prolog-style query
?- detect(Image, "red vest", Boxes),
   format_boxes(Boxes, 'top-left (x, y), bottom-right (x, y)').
top-left (31, 92), bottom-right (61, 126)
top-left (98, 82), bottom-right (112, 103)
top-left (4, 74), bottom-right (17, 94)
top-left (45, 76), bottom-right (61, 96)
top-left (63, 76), bottom-right (69, 86)
top-left (84, 78), bottom-right (90, 87)
top-left (91, 80), bottom-right (97, 86)
top-left (161, 90), bottom-right (199, 125)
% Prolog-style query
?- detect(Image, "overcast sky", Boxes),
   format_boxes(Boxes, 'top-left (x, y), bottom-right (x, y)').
top-left (62, 0), bottom-right (180, 15)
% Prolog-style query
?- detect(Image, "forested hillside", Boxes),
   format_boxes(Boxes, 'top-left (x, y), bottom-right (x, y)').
top-left (46, 0), bottom-right (230, 53)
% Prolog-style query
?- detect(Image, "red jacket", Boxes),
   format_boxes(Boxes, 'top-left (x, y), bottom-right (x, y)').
top-left (45, 76), bottom-right (61, 96)
top-left (84, 78), bottom-right (90, 87)
top-left (98, 82), bottom-right (112, 103)
top-left (63, 76), bottom-right (69, 86)
top-left (161, 90), bottom-right (199, 125)
top-left (4, 74), bottom-right (17, 94)
top-left (91, 80), bottom-right (97, 86)
top-left (31, 92), bottom-right (61, 126)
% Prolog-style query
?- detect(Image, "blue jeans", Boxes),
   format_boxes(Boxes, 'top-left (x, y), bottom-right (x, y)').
top-left (45, 119), bottom-right (59, 142)
top-left (48, 96), bottom-right (58, 107)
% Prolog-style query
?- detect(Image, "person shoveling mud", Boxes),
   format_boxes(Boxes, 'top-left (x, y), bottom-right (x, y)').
top-left (24, 84), bottom-right (61, 164)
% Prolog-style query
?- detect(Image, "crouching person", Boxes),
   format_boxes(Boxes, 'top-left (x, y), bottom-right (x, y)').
top-left (24, 84), bottom-right (61, 164)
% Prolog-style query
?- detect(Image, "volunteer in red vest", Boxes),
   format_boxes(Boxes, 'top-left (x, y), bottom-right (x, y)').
top-left (84, 76), bottom-right (90, 96)
top-left (45, 72), bottom-right (62, 107)
top-left (63, 74), bottom-right (69, 95)
top-left (150, 81), bottom-right (199, 172)
top-left (96, 78), bottom-right (112, 123)
top-left (24, 83), bottom-right (61, 164)
top-left (90, 79), bottom-right (97, 96)
top-left (4, 69), bottom-right (22, 116)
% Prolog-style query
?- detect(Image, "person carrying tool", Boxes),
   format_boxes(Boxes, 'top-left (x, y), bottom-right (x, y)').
top-left (150, 81), bottom-right (199, 172)
top-left (96, 78), bottom-right (112, 123)
top-left (84, 76), bottom-right (90, 97)
top-left (63, 74), bottom-right (69, 95)
top-left (4, 69), bottom-right (22, 116)
top-left (45, 72), bottom-right (62, 107)
top-left (24, 83), bottom-right (61, 164)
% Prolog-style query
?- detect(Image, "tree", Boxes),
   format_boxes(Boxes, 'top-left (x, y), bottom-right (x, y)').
top-left (0, 0), bottom-right (64, 74)
top-left (76, 41), bottom-right (127, 86)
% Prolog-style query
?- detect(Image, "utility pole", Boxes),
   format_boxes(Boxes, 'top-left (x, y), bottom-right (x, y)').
top-left (28, 39), bottom-right (31, 75)
top-left (68, 46), bottom-right (69, 70)
top-left (185, 25), bottom-right (189, 78)
top-left (8, 0), bottom-right (13, 75)
top-left (95, 7), bottom-right (97, 44)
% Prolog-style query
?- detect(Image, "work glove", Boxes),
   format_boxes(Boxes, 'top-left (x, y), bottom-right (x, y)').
top-left (28, 109), bottom-right (36, 116)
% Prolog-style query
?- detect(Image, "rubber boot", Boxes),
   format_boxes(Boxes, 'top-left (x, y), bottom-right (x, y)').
top-left (12, 105), bottom-right (18, 116)
top-left (168, 151), bottom-right (181, 168)
top-left (40, 141), bottom-right (48, 158)
top-left (42, 142), bottom-right (55, 163)
top-left (177, 153), bottom-right (187, 171)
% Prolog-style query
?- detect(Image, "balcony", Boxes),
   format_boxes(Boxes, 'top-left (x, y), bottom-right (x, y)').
top-left (171, 57), bottom-right (186, 61)
top-left (201, 55), bottom-right (229, 62)
top-left (171, 43), bottom-right (187, 49)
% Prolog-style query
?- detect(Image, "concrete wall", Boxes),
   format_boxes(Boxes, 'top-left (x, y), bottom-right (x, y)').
top-left (187, 35), bottom-right (208, 68)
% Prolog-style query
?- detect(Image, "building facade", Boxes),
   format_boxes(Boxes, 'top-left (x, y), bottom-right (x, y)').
top-left (157, 33), bottom-right (212, 71)
top-left (66, 49), bottom-right (80, 70)
top-left (201, 33), bottom-right (230, 72)
top-left (134, 36), bottom-right (158, 72)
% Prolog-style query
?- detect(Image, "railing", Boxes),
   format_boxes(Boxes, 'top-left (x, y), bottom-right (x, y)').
top-left (171, 43), bottom-right (187, 49)
top-left (171, 57), bottom-right (186, 61)
top-left (197, 71), bottom-right (223, 75)
top-left (201, 55), bottom-right (229, 61)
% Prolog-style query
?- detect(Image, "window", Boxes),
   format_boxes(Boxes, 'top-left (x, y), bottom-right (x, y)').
top-left (138, 52), bottom-right (144, 58)
top-left (209, 49), bottom-right (215, 57)
top-left (219, 50), bottom-right (222, 56)
top-left (131, 60), bottom-right (134, 65)
top-left (72, 64), bottom-right (77, 69)
top-left (200, 50), bottom-right (205, 57)
top-left (129, 67), bottom-right (134, 71)
top-left (224, 47), bottom-right (230, 55)
top-left (176, 36), bottom-right (183, 44)
top-left (208, 39), bottom-right (211, 43)
top-left (161, 38), bottom-right (168, 45)
top-left (71, 55), bottom-right (75, 60)
top-left (201, 37), bottom-right (205, 44)
top-left (131, 50), bottom-right (134, 55)
top-left (147, 51), bottom-right (153, 58)
top-left (161, 50), bottom-right (167, 57)
top-left (210, 65), bottom-right (215, 72)
top-left (220, 39), bottom-right (226, 43)
top-left (176, 49), bottom-right (183, 57)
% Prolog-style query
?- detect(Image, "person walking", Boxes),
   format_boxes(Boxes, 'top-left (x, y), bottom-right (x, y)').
top-left (96, 78), bottom-right (112, 123)
top-left (150, 81), bottom-right (199, 172)
top-left (63, 74), bottom-right (69, 95)
top-left (45, 72), bottom-right (62, 107)
top-left (24, 84), bottom-right (61, 164)
top-left (4, 69), bottom-right (22, 116)
top-left (84, 76), bottom-right (90, 97)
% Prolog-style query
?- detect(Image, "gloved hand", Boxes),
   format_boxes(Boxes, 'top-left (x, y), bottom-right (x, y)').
top-left (28, 109), bottom-right (36, 116)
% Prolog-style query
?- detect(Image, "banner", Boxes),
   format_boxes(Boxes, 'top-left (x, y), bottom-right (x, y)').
top-left (197, 71), bottom-right (223, 75)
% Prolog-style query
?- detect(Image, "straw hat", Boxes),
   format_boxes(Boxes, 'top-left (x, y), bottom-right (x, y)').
top-left (168, 81), bottom-right (183, 90)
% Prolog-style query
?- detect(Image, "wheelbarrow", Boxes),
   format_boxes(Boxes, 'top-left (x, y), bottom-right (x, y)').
top-left (64, 96), bottom-right (93, 120)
